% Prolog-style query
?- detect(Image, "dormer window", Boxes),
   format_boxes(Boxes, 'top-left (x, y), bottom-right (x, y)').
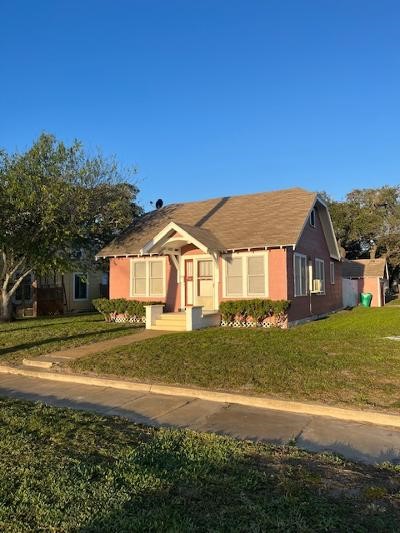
top-left (309, 208), bottom-right (316, 228)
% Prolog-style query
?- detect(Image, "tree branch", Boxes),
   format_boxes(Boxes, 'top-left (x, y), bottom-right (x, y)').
top-left (6, 268), bottom-right (34, 298)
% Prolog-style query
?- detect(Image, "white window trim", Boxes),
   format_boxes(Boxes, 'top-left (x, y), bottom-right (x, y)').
top-left (73, 272), bottom-right (89, 301)
top-left (293, 252), bottom-right (308, 297)
top-left (315, 258), bottom-right (326, 295)
top-left (130, 257), bottom-right (167, 298)
top-left (330, 261), bottom-right (335, 285)
top-left (222, 251), bottom-right (269, 299)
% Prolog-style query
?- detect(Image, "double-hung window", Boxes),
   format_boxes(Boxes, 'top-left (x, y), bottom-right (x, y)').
top-left (133, 262), bottom-right (146, 296)
top-left (293, 253), bottom-right (308, 297)
top-left (330, 261), bottom-right (335, 285)
top-left (226, 257), bottom-right (243, 296)
top-left (131, 259), bottom-right (165, 297)
top-left (149, 261), bottom-right (164, 296)
top-left (225, 254), bottom-right (267, 297)
top-left (74, 273), bottom-right (88, 300)
top-left (15, 273), bottom-right (33, 302)
top-left (315, 258), bottom-right (325, 294)
top-left (247, 256), bottom-right (265, 295)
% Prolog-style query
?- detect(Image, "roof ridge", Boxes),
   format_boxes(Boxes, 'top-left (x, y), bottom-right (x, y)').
top-left (156, 187), bottom-right (314, 211)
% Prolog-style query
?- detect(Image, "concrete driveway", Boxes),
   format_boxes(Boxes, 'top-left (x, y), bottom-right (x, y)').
top-left (0, 373), bottom-right (399, 465)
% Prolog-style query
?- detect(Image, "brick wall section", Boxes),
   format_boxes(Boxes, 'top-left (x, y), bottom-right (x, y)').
top-left (287, 209), bottom-right (342, 323)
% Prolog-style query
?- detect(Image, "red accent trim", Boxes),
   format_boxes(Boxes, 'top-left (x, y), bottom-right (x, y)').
top-left (184, 259), bottom-right (193, 306)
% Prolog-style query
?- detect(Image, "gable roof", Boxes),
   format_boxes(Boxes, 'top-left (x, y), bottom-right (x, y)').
top-left (342, 258), bottom-right (388, 278)
top-left (98, 187), bottom-right (340, 259)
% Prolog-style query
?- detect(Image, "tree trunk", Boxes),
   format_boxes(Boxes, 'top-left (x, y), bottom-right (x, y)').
top-left (0, 291), bottom-right (12, 322)
top-left (370, 244), bottom-right (378, 259)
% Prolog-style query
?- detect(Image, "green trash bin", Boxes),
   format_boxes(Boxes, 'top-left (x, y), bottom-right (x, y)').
top-left (360, 292), bottom-right (373, 307)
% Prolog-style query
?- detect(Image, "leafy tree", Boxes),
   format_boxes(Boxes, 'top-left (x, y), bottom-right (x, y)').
top-left (0, 133), bottom-right (141, 321)
top-left (325, 186), bottom-right (400, 279)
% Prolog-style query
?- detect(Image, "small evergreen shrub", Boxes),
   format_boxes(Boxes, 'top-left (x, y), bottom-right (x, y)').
top-left (92, 298), bottom-right (164, 323)
top-left (219, 299), bottom-right (290, 327)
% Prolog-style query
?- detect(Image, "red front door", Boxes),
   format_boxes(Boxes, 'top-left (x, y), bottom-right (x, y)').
top-left (184, 259), bottom-right (194, 306)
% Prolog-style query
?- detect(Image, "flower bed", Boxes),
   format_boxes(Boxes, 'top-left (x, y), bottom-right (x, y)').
top-left (219, 299), bottom-right (290, 329)
top-left (92, 298), bottom-right (163, 324)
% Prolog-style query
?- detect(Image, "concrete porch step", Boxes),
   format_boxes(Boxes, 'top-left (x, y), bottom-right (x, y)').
top-left (156, 317), bottom-right (186, 324)
top-left (151, 320), bottom-right (186, 331)
top-left (157, 313), bottom-right (186, 321)
top-left (22, 359), bottom-right (54, 369)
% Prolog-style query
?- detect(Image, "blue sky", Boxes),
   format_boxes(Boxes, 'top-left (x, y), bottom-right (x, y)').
top-left (1, 1), bottom-right (400, 210)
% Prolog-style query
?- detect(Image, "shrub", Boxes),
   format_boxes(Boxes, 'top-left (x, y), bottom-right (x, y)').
top-left (92, 298), bottom-right (164, 322)
top-left (219, 299), bottom-right (290, 323)
top-left (92, 298), bottom-right (114, 320)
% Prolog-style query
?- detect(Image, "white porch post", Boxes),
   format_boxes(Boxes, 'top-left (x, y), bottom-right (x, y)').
top-left (185, 306), bottom-right (203, 331)
top-left (144, 304), bottom-right (164, 329)
top-left (212, 251), bottom-right (219, 311)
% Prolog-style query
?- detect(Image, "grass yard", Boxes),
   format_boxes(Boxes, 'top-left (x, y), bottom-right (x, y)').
top-left (73, 307), bottom-right (400, 412)
top-left (386, 298), bottom-right (400, 306)
top-left (0, 397), bottom-right (399, 532)
top-left (0, 313), bottom-right (141, 364)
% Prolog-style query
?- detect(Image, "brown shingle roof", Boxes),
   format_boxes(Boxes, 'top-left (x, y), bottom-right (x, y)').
top-left (99, 187), bottom-right (318, 256)
top-left (342, 258), bottom-right (387, 278)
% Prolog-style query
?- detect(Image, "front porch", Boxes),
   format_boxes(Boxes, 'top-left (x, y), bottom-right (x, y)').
top-left (138, 221), bottom-right (224, 314)
top-left (145, 305), bottom-right (221, 332)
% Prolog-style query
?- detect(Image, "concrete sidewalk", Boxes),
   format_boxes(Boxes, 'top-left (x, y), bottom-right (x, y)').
top-left (0, 373), bottom-right (399, 465)
top-left (22, 328), bottom-right (169, 368)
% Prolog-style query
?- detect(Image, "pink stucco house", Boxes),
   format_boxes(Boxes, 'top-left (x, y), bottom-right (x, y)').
top-left (97, 187), bottom-right (342, 330)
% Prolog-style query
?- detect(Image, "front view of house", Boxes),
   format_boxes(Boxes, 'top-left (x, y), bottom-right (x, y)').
top-left (97, 188), bottom-right (342, 328)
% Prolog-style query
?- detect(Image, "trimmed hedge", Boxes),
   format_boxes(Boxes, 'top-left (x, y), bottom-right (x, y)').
top-left (219, 299), bottom-right (290, 323)
top-left (92, 298), bottom-right (164, 322)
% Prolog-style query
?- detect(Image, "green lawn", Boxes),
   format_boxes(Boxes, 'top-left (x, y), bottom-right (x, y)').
top-left (386, 298), bottom-right (400, 306)
top-left (0, 397), bottom-right (399, 532)
top-left (72, 307), bottom-right (400, 412)
top-left (0, 313), bottom-right (141, 364)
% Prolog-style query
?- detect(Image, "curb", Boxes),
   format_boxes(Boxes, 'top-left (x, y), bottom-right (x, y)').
top-left (0, 364), bottom-right (399, 429)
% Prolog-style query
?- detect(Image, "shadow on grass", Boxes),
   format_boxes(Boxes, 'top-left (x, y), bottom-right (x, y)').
top-left (0, 326), bottom-right (135, 357)
top-left (0, 321), bottom-right (75, 333)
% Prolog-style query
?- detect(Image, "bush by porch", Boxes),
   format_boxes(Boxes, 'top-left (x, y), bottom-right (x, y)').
top-left (219, 299), bottom-right (290, 328)
top-left (92, 298), bottom-right (164, 323)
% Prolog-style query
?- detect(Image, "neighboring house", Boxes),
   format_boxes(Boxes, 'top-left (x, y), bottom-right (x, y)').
top-left (97, 187), bottom-right (342, 328)
top-left (342, 257), bottom-right (389, 308)
top-left (13, 270), bottom-right (108, 317)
